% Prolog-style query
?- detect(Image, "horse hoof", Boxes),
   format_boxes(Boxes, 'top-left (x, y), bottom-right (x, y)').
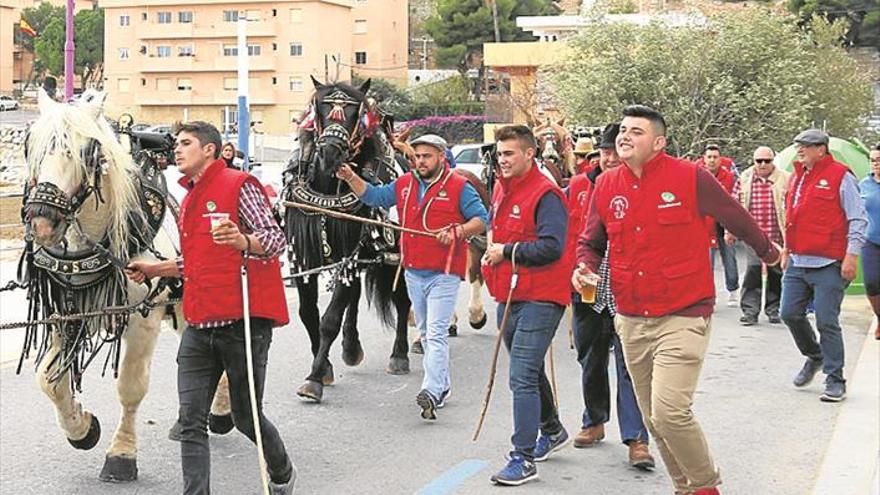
top-left (342, 343), bottom-right (365, 367)
top-left (470, 312), bottom-right (487, 330)
top-left (68, 414), bottom-right (101, 450)
top-left (297, 380), bottom-right (323, 403)
top-left (385, 357), bottom-right (410, 375)
top-left (167, 421), bottom-right (182, 442)
top-left (322, 363), bottom-right (335, 386)
top-left (99, 455), bottom-right (138, 482)
top-left (208, 413), bottom-right (234, 435)
top-left (448, 323), bottom-right (458, 337)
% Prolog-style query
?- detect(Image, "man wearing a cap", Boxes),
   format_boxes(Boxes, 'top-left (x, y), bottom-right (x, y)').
top-left (780, 129), bottom-right (867, 402)
top-left (574, 105), bottom-right (781, 495)
top-left (566, 123), bottom-right (654, 469)
top-left (336, 134), bottom-right (488, 420)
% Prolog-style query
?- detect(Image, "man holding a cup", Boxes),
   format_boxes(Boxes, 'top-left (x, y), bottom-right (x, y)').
top-left (573, 106), bottom-right (781, 495)
top-left (566, 123), bottom-right (653, 470)
top-left (126, 121), bottom-right (296, 495)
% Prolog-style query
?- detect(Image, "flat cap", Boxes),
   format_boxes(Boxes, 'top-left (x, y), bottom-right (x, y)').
top-left (793, 129), bottom-right (829, 146)
top-left (409, 134), bottom-right (448, 151)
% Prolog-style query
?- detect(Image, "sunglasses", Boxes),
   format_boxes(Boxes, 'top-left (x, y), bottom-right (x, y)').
top-left (754, 158), bottom-right (773, 164)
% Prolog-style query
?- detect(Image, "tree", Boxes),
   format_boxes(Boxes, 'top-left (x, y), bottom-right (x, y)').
top-left (787, 0), bottom-right (880, 48)
top-left (548, 8), bottom-right (875, 164)
top-left (18, 2), bottom-right (63, 52)
top-left (33, 6), bottom-right (105, 89)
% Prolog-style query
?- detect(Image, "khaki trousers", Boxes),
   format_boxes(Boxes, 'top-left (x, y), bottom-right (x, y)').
top-left (616, 314), bottom-right (721, 492)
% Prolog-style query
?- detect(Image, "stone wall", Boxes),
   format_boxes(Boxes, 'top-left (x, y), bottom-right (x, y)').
top-left (0, 125), bottom-right (26, 184)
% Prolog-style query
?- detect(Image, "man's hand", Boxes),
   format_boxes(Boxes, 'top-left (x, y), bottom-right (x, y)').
top-left (724, 232), bottom-right (737, 246)
top-left (436, 225), bottom-right (462, 246)
top-left (482, 242), bottom-right (506, 266)
top-left (125, 261), bottom-right (159, 284)
top-left (841, 253), bottom-right (858, 281)
top-left (212, 219), bottom-right (248, 251)
top-left (335, 163), bottom-right (356, 182)
top-left (779, 245), bottom-right (789, 271)
top-left (571, 263), bottom-right (600, 292)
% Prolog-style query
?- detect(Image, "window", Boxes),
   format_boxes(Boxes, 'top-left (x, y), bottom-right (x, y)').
top-left (177, 78), bottom-right (192, 91)
top-left (271, 77), bottom-right (277, 85)
top-left (119, 15), bottom-right (130, 26)
top-left (118, 47), bottom-right (129, 60)
top-left (156, 46), bottom-right (171, 58)
top-left (272, 43), bottom-right (277, 51)
top-left (156, 78), bottom-right (171, 91)
top-left (272, 9), bottom-right (277, 17)
top-left (220, 110), bottom-right (237, 133)
top-left (289, 77), bottom-right (303, 91)
top-left (157, 12), bottom-right (171, 24)
top-left (354, 20), bottom-right (367, 34)
top-left (247, 44), bottom-right (261, 56)
top-left (178, 11), bottom-right (193, 23)
top-left (117, 78), bottom-right (130, 92)
top-left (289, 8), bottom-right (302, 22)
top-left (246, 9), bottom-right (260, 21)
top-left (289, 42), bottom-right (303, 57)
top-left (141, 78), bottom-right (147, 86)
top-left (355, 51), bottom-right (367, 65)
top-left (223, 10), bottom-right (239, 22)
top-left (178, 45), bottom-right (193, 56)
top-left (141, 12), bottom-right (147, 21)
top-left (222, 44), bottom-right (238, 57)
top-left (223, 78), bottom-right (237, 91)
top-left (456, 148), bottom-right (480, 164)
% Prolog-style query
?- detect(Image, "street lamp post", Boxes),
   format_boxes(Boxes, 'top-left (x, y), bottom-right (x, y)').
top-left (237, 11), bottom-right (250, 172)
top-left (64, 0), bottom-right (74, 100)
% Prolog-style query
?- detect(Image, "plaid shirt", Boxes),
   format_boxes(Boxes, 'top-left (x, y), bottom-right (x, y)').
top-left (732, 175), bottom-right (784, 245)
top-left (177, 181), bottom-right (287, 329)
top-left (591, 247), bottom-right (617, 317)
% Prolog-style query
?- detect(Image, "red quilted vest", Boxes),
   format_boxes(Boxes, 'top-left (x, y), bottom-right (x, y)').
top-left (785, 154), bottom-right (850, 261)
top-left (566, 173), bottom-right (593, 292)
top-left (703, 165), bottom-right (736, 247)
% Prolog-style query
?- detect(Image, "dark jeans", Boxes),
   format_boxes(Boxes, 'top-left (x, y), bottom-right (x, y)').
top-left (497, 301), bottom-right (565, 460)
top-left (740, 247), bottom-right (782, 318)
top-left (710, 226), bottom-right (739, 292)
top-left (572, 302), bottom-right (648, 444)
top-left (178, 319), bottom-right (292, 495)
top-left (863, 240), bottom-right (880, 296)
top-left (780, 263), bottom-right (848, 382)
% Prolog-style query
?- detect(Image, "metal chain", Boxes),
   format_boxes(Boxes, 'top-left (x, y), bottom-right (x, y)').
top-left (0, 297), bottom-right (182, 331)
top-left (0, 280), bottom-right (26, 292)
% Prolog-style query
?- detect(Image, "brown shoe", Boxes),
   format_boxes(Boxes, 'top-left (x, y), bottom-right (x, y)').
top-left (628, 440), bottom-right (655, 470)
top-left (573, 424), bottom-right (605, 448)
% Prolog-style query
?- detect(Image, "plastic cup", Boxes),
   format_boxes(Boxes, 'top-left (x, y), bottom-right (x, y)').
top-left (203, 212), bottom-right (230, 233)
top-left (579, 272), bottom-right (601, 304)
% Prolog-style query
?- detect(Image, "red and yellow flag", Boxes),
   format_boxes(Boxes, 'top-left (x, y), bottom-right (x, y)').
top-left (19, 19), bottom-right (37, 37)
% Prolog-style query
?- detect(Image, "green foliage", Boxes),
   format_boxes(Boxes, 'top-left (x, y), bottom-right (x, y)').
top-left (549, 8), bottom-right (875, 164)
top-left (787, 0), bottom-right (879, 48)
top-left (18, 2), bottom-right (62, 51)
top-left (425, 0), bottom-right (560, 67)
top-left (32, 6), bottom-right (104, 87)
top-left (406, 76), bottom-right (484, 119)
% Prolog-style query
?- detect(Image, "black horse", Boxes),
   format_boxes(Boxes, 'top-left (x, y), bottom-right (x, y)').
top-left (283, 78), bottom-right (412, 402)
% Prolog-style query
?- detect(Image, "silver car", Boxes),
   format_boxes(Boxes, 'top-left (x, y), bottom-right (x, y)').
top-left (0, 95), bottom-right (19, 111)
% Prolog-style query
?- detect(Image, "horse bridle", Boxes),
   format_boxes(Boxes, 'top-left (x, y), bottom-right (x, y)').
top-left (311, 89), bottom-right (377, 162)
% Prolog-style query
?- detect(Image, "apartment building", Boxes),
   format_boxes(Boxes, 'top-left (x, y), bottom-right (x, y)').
top-left (101, 0), bottom-right (407, 134)
top-left (0, 0), bottom-right (15, 94)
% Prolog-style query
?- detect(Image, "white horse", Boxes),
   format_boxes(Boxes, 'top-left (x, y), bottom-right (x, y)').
top-left (20, 90), bottom-right (229, 482)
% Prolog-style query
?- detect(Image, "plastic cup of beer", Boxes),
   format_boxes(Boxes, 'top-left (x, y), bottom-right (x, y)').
top-left (203, 212), bottom-right (230, 241)
top-left (579, 272), bottom-right (601, 304)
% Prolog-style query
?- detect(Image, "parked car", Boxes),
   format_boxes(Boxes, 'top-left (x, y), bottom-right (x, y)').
top-left (451, 143), bottom-right (494, 179)
top-left (145, 124), bottom-right (173, 134)
top-left (0, 95), bottom-right (19, 111)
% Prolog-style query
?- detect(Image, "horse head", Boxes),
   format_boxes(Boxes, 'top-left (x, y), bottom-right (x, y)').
top-left (23, 89), bottom-right (138, 257)
top-left (532, 118), bottom-right (575, 183)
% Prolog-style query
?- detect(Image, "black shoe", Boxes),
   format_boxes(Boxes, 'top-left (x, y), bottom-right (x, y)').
top-left (793, 358), bottom-right (822, 387)
top-left (416, 389), bottom-right (437, 420)
top-left (820, 379), bottom-right (846, 402)
top-left (767, 315), bottom-right (782, 324)
top-left (739, 315), bottom-right (758, 326)
top-left (448, 324), bottom-right (458, 337)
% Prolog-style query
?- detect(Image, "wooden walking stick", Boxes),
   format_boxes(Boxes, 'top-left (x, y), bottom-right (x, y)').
top-left (568, 308), bottom-right (575, 350)
top-left (549, 340), bottom-right (559, 411)
top-left (473, 244), bottom-right (518, 442)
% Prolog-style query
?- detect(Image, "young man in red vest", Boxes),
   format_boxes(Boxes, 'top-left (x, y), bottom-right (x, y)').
top-left (336, 134), bottom-right (487, 421)
top-left (566, 123), bottom-right (654, 469)
top-left (701, 144), bottom-right (740, 307)
top-left (126, 122), bottom-right (295, 495)
top-left (780, 129), bottom-right (867, 402)
top-left (574, 106), bottom-right (781, 495)
top-left (482, 125), bottom-right (570, 486)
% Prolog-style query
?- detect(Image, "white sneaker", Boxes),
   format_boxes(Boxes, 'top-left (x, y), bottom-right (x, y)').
top-left (727, 292), bottom-right (738, 307)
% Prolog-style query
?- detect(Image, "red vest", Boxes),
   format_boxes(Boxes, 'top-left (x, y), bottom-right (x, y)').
top-left (702, 166), bottom-right (736, 247)
top-left (179, 159), bottom-right (290, 326)
top-left (566, 173), bottom-right (594, 291)
top-left (484, 165), bottom-right (570, 306)
top-left (594, 152), bottom-right (714, 317)
top-left (395, 167), bottom-right (469, 278)
top-left (785, 154), bottom-right (850, 260)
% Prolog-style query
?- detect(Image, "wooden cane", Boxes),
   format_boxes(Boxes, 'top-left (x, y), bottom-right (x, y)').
top-left (549, 340), bottom-right (559, 411)
top-left (472, 244), bottom-right (518, 442)
top-left (568, 307), bottom-right (575, 350)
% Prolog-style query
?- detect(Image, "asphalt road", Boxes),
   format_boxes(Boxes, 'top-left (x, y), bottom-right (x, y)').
top-left (0, 109), bottom-right (38, 126)
top-left (0, 261), bottom-right (872, 494)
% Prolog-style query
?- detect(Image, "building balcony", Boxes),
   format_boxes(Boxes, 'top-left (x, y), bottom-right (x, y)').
top-left (137, 87), bottom-right (280, 106)
top-left (137, 53), bottom-right (276, 73)
top-left (136, 21), bottom-right (278, 41)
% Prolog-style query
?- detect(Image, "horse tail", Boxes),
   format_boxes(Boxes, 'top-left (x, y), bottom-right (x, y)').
top-left (364, 261), bottom-right (402, 329)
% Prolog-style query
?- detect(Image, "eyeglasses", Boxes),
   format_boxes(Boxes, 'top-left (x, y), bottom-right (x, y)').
top-left (754, 158), bottom-right (773, 164)
top-left (871, 157), bottom-right (880, 164)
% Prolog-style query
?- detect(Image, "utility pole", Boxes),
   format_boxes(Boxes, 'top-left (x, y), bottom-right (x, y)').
top-left (490, 0), bottom-right (500, 43)
top-left (64, 0), bottom-right (75, 100)
top-left (237, 11), bottom-right (250, 171)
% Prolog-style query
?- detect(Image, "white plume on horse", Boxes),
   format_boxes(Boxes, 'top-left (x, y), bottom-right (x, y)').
top-left (26, 88), bottom-right (141, 258)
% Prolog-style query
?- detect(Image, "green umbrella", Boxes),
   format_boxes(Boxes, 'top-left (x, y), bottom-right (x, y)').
top-left (774, 137), bottom-right (871, 295)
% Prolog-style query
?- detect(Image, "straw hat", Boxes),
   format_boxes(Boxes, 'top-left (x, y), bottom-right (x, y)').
top-left (573, 137), bottom-right (594, 156)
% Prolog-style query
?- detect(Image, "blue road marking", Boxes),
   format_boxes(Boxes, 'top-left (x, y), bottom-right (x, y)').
top-left (418, 459), bottom-right (490, 495)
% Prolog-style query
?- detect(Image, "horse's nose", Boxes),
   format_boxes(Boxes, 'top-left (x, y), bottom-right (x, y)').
top-left (31, 216), bottom-right (57, 244)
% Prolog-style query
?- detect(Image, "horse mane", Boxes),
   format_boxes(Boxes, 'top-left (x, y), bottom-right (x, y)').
top-left (27, 92), bottom-right (140, 258)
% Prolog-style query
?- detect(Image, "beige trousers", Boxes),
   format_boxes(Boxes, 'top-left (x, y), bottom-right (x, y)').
top-left (615, 314), bottom-right (722, 492)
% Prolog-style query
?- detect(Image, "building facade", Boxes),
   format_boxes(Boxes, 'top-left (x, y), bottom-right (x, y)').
top-left (0, 0), bottom-right (15, 94)
top-left (101, 0), bottom-right (407, 134)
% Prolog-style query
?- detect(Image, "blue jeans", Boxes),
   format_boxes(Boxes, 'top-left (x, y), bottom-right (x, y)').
top-left (497, 301), bottom-right (565, 460)
top-left (780, 262), bottom-right (848, 382)
top-left (405, 270), bottom-right (460, 401)
top-left (572, 302), bottom-right (648, 444)
top-left (710, 236), bottom-right (739, 292)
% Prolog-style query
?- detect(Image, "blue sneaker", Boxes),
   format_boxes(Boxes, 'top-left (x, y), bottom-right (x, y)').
top-left (534, 428), bottom-right (570, 462)
top-left (490, 453), bottom-right (538, 486)
top-left (436, 389), bottom-right (450, 409)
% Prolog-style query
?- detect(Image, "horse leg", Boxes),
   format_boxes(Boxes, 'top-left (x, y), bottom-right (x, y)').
top-left (297, 275), bottom-right (334, 385)
top-left (296, 284), bottom-right (352, 402)
top-left (36, 331), bottom-right (101, 451)
top-left (341, 277), bottom-right (365, 367)
top-left (386, 279), bottom-right (412, 375)
top-left (99, 310), bottom-right (164, 482)
top-left (207, 373), bottom-right (234, 435)
top-left (467, 245), bottom-right (487, 329)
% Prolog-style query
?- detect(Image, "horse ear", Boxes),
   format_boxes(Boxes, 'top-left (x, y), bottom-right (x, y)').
top-left (80, 91), bottom-right (107, 119)
top-left (397, 127), bottom-right (411, 143)
top-left (358, 78), bottom-right (371, 95)
top-left (37, 88), bottom-right (55, 113)
top-left (556, 117), bottom-right (566, 127)
top-left (310, 75), bottom-right (324, 89)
